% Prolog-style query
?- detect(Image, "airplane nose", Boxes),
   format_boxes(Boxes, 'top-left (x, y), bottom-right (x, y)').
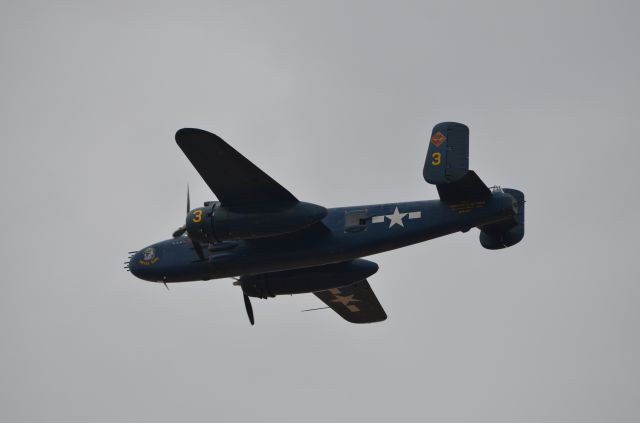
top-left (128, 253), bottom-right (142, 278)
top-left (125, 251), bottom-right (137, 272)
top-left (127, 248), bottom-right (161, 281)
top-left (127, 252), bottom-right (146, 279)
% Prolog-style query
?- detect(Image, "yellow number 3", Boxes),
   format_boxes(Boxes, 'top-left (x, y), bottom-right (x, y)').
top-left (192, 209), bottom-right (203, 223)
top-left (431, 152), bottom-right (442, 166)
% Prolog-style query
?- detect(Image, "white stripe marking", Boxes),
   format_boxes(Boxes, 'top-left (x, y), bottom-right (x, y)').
top-left (408, 211), bottom-right (422, 219)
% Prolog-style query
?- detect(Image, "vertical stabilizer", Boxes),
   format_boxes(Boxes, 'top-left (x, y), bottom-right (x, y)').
top-left (423, 122), bottom-right (469, 185)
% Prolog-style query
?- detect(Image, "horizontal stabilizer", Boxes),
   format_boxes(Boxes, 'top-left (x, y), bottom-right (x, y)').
top-left (437, 170), bottom-right (491, 202)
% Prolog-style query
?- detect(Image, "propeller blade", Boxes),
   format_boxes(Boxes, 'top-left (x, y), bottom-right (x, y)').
top-left (243, 294), bottom-right (255, 325)
top-left (172, 225), bottom-right (187, 238)
top-left (186, 184), bottom-right (190, 214)
top-left (172, 186), bottom-right (191, 238)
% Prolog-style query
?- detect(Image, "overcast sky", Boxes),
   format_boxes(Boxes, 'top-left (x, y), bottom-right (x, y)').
top-left (1, 1), bottom-right (639, 422)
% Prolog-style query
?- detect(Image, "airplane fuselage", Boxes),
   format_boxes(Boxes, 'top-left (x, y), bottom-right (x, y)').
top-left (129, 191), bottom-right (515, 283)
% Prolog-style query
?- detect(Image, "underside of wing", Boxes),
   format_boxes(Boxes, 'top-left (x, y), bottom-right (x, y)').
top-left (314, 280), bottom-right (387, 324)
top-left (175, 128), bottom-right (298, 207)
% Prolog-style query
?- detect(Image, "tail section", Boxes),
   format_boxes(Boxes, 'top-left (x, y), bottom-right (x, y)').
top-left (424, 122), bottom-right (525, 249)
top-left (436, 170), bottom-right (491, 202)
top-left (423, 122), bottom-right (469, 185)
top-left (423, 122), bottom-right (491, 202)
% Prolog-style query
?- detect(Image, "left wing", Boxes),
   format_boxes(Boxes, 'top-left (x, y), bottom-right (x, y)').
top-left (176, 128), bottom-right (298, 207)
top-left (314, 280), bottom-right (387, 324)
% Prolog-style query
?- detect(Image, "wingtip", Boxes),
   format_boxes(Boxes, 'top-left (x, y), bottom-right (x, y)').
top-left (175, 128), bottom-right (224, 146)
top-left (175, 127), bottom-right (202, 142)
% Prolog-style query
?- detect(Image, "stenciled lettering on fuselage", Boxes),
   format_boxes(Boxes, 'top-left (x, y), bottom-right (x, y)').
top-left (448, 201), bottom-right (486, 214)
top-left (139, 247), bottom-right (160, 266)
top-left (370, 206), bottom-right (422, 228)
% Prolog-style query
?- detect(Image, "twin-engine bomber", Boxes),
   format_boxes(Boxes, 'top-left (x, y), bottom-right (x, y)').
top-left (126, 122), bottom-right (525, 325)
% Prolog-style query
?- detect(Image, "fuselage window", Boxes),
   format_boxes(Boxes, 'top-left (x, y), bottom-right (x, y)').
top-left (345, 210), bottom-right (369, 233)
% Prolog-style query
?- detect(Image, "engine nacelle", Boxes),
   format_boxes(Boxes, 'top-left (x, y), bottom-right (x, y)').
top-left (240, 259), bottom-right (379, 298)
top-left (185, 201), bottom-right (327, 243)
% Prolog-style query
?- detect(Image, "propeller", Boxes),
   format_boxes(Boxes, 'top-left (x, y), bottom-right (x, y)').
top-left (243, 294), bottom-right (255, 325)
top-left (172, 186), bottom-right (205, 260)
top-left (172, 185), bottom-right (190, 238)
top-left (172, 226), bottom-right (187, 238)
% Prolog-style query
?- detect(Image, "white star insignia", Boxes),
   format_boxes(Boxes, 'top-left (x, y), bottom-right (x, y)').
top-left (386, 207), bottom-right (408, 228)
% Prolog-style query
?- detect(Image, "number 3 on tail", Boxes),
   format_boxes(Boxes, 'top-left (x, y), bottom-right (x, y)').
top-left (431, 152), bottom-right (442, 166)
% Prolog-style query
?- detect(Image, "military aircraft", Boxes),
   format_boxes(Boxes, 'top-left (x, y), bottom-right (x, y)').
top-left (126, 122), bottom-right (525, 325)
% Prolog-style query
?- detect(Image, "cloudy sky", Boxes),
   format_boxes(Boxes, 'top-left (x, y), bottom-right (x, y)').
top-left (1, 1), bottom-right (639, 422)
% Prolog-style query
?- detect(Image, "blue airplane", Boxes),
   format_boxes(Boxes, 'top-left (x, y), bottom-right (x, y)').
top-left (126, 122), bottom-right (525, 325)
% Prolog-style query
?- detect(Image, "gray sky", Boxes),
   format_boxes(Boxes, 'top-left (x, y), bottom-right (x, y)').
top-left (1, 1), bottom-right (639, 422)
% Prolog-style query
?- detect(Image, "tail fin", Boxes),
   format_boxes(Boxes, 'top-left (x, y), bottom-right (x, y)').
top-left (423, 122), bottom-right (469, 185)
top-left (423, 122), bottom-right (490, 202)
top-left (478, 188), bottom-right (525, 249)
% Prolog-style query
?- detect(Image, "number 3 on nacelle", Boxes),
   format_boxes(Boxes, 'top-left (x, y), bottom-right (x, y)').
top-left (192, 209), bottom-right (203, 223)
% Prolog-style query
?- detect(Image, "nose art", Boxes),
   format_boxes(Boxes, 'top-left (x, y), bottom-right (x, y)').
top-left (126, 247), bottom-right (162, 281)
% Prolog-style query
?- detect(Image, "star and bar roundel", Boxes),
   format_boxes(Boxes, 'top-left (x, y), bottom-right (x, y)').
top-left (371, 206), bottom-right (422, 228)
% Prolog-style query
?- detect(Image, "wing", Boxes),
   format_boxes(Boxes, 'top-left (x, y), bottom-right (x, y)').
top-left (314, 280), bottom-right (387, 324)
top-left (175, 128), bottom-right (298, 207)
